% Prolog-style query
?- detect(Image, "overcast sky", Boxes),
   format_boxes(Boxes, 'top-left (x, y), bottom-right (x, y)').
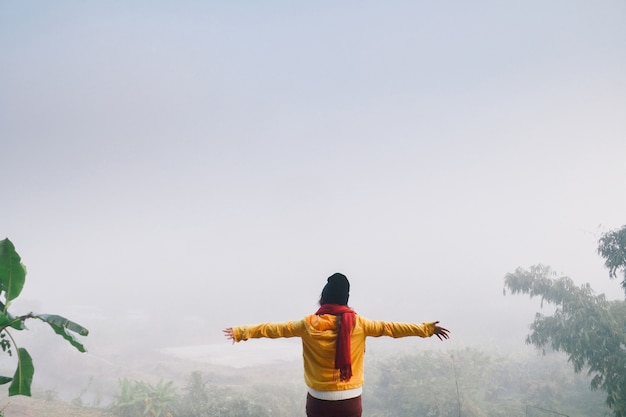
top-left (1, 1), bottom-right (625, 351)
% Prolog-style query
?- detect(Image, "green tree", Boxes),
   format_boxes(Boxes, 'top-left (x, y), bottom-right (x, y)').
top-left (112, 378), bottom-right (177, 417)
top-left (111, 378), bottom-right (142, 417)
top-left (365, 348), bottom-right (607, 416)
top-left (0, 238), bottom-right (88, 397)
top-left (504, 264), bottom-right (626, 416)
top-left (178, 371), bottom-right (209, 417)
top-left (366, 349), bottom-right (509, 417)
top-left (598, 225), bottom-right (626, 295)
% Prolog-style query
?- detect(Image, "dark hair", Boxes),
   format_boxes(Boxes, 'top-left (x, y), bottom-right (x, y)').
top-left (319, 273), bottom-right (350, 306)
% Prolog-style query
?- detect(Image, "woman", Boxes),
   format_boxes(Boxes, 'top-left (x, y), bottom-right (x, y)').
top-left (223, 272), bottom-right (450, 417)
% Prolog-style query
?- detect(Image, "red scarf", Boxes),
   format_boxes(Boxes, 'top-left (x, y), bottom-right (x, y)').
top-left (315, 304), bottom-right (356, 382)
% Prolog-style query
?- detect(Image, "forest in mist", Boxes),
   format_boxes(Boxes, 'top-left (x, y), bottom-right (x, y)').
top-left (2, 226), bottom-right (624, 417)
top-left (0, 339), bottom-right (613, 417)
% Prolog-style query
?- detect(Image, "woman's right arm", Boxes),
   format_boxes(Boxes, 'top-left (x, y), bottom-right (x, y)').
top-left (361, 318), bottom-right (450, 340)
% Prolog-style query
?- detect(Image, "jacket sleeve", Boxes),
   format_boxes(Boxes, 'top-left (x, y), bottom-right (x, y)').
top-left (360, 317), bottom-right (436, 338)
top-left (232, 320), bottom-right (307, 342)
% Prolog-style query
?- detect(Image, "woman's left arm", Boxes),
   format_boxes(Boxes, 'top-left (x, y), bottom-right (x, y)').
top-left (224, 320), bottom-right (306, 342)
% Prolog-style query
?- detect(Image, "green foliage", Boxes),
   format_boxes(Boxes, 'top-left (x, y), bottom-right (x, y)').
top-left (178, 371), bottom-right (209, 417)
top-left (37, 314), bottom-right (89, 352)
top-left (0, 238), bottom-right (26, 304)
top-left (111, 378), bottom-right (177, 417)
top-left (366, 350), bottom-right (461, 417)
top-left (24, 352), bottom-right (606, 417)
top-left (365, 348), bottom-right (608, 417)
top-left (504, 265), bottom-right (626, 416)
top-left (114, 374), bottom-right (274, 417)
top-left (212, 396), bottom-right (271, 417)
top-left (176, 372), bottom-right (271, 417)
top-left (0, 238), bottom-right (89, 396)
top-left (598, 225), bottom-right (626, 296)
top-left (8, 348), bottom-right (33, 396)
top-left (111, 378), bottom-right (140, 416)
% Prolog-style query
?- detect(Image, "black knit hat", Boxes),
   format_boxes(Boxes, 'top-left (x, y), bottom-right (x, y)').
top-left (320, 273), bottom-right (350, 305)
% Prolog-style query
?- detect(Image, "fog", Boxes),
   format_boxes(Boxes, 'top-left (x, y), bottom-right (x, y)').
top-left (1, 0), bottom-right (625, 404)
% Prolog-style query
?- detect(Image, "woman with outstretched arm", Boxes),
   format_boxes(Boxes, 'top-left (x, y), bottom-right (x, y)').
top-left (223, 272), bottom-right (450, 417)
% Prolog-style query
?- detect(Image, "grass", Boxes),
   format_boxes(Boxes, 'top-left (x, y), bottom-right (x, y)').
top-left (0, 395), bottom-right (109, 417)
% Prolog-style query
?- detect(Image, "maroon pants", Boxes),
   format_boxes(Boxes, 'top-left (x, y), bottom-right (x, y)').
top-left (305, 393), bottom-right (362, 417)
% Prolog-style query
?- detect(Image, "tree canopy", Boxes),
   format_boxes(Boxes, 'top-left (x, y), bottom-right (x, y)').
top-left (598, 225), bottom-right (626, 296)
top-left (504, 225), bottom-right (626, 417)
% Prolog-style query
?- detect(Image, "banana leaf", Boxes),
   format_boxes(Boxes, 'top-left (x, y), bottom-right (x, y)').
top-left (37, 314), bottom-right (89, 352)
top-left (0, 239), bottom-right (26, 303)
top-left (8, 348), bottom-right (33, 396)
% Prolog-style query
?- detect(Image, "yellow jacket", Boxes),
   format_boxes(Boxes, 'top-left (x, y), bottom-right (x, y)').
top-left (232, 314), bottom-right (436, 392)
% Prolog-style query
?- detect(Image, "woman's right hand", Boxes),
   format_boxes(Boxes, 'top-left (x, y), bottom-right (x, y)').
top-left (432, 321), bottom-right (450, 341)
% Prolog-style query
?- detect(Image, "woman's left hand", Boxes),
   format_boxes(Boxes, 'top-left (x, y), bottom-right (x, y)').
top-left (223, 327), bottom-right (235, 343)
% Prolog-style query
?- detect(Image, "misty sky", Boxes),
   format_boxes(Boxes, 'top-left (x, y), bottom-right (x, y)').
top-left (1, 1), bottom-right (625, 350)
